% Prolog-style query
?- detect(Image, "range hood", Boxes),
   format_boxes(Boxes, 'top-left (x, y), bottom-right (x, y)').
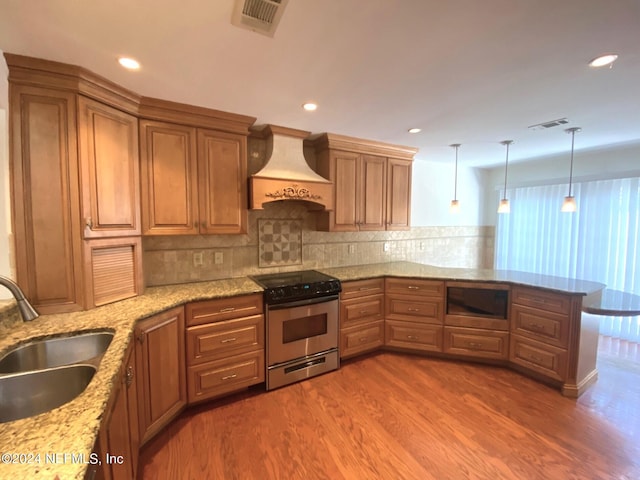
top-left (249, 125), bottom-right (333, 210)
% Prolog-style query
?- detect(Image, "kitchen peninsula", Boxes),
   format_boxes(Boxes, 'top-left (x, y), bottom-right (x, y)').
top-left (0, 262), bottom-right (605, 479)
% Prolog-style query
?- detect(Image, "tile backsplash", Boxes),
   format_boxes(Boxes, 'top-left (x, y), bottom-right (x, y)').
top-left (143, 202), bottom-right (495, 286)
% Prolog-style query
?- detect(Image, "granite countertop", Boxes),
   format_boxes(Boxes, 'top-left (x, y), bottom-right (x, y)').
top-left (0, 277), bottom-right (262, 480)
top-left (0, 262), bottom-right (606, 479)
top-left (319, 262), bottom-right (606, 295)
top-left (582, 288), bottom-right (640, 316)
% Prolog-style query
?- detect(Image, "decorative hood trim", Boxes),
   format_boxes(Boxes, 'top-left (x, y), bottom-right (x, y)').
top-left (249, 125), bottom-right (333, 210)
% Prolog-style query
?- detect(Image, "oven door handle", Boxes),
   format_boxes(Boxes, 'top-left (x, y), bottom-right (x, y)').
top-left (267, 294), bottom-right (339, 310)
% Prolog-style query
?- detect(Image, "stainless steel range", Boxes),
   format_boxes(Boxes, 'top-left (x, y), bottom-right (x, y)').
top-left (251, 270), bottom-right (341, 390)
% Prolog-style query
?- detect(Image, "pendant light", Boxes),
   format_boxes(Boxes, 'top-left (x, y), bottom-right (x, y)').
top-left (450, 144), bottom-right (461, 213)
top-left (497, 140), bottom-right (513, 213)
top-left (561, 127), bottom-right (581, 212)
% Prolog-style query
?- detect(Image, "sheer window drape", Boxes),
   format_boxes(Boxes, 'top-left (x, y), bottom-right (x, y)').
top-left (495, 177), bottom-right (640, 342)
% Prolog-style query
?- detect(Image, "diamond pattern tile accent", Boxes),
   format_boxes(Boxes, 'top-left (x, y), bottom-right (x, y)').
top-left (258, 219), bottom-right (302, 267)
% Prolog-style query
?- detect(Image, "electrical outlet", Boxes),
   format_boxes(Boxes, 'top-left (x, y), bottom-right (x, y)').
top-left (348, 244), bottom-right (356, 254)
top-left (193, 252), bottom-right (204, 266)
top-left (214, 251), bottom-right (223, 264)
top-left (419, 242), bottom-right (425, 251)
top-left (383, 242), bottom-right (390, 252)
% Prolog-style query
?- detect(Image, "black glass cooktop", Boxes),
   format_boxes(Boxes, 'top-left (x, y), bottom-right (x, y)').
top-left (250, 270), bottom-right (341, 304)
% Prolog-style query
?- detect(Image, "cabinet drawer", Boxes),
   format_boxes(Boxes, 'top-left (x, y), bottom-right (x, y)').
top-left (510, 334), bottom-right (568, 382)
top-left (385, 277), bottom-right (444, 298)
top-left (443, 326), bottom-right (509, 360)
top-left (511, 304), bottom-right (569, 348)
top-left (386, 294), bottom-right (443, 324)
top-left (341, 294), bottom-right (384, 327)
top-left (187, 350), bottom-right (265, 404)
top-left (385, 320), bottom-right (443, 353)
top-left (186, 314), bottom-right (264, 364)
top-left (340, 278), bottom-right (385, 300)
top-left (511, 287), bottom-right (571, 315)
top-left (340, 320), bottom-right (384, 359)
top-left (186, 294), bottom-right (263, 327)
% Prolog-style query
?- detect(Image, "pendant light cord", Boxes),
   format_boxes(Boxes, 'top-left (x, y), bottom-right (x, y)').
top-left (568, 130), bottom-right (575, 197)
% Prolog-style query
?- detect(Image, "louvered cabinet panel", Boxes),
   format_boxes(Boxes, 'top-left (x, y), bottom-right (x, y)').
top-left (84, 237), bottom-right (143, 307)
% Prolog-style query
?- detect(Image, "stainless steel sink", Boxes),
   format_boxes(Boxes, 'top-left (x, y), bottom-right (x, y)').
top-left (0, 331), bottom-right (113, 374)
top-left (0, 364), bottom-right (96, 423)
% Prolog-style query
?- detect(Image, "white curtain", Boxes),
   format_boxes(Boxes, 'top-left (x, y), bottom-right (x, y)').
top-left (495, 177), bottom-right (640, 342)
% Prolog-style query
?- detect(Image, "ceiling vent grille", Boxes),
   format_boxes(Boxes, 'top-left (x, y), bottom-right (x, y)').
top-left (231, 0), bottom-right (289, 37)
top-left (528, 118), bottom-right (569, 131)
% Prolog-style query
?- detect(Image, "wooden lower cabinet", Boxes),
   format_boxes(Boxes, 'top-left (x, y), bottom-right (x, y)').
top-left (136, 306), bottom-right (187, 445)
top-left (510, 334), bottom-right (568, 382)
top-left (188, 350), bottom-right (264, 402)
top-left (341, 320), bottom-right (385, 358)
top-left (385, 320), bottom-right (443, 352)
top-left (185, 294), bottom-right (265, 404)
top-left (93, 341), bottom-right (139, 480)
top-left (443, 326), bottom-right (509, 360)
top-left (339, 279), bottom-right (385, 359)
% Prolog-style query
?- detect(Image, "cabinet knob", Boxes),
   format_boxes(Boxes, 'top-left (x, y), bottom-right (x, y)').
top-left (125, 365), bottom-right (134, 387)
top-left (85, 217), bottom-right (93, 229)
top-left (137, 331), bottom-right (145, 343)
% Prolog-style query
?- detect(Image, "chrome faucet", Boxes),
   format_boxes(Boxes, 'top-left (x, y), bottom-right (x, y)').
top-left (0, 275), bottom-right (39, 321)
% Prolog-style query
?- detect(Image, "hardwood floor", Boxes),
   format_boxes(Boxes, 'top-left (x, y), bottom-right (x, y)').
top-left (138, 338), bottom-right (640, 479)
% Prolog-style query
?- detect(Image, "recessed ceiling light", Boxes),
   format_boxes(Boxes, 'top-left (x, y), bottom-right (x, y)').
top-left (588, 54), bottom-right (618, 68)
top-left (408, 128), bottom-right (421, 134)
top-left (118, 57), bottom-right (141, 70)
top-left (302, 102), bottom-right (317, 111)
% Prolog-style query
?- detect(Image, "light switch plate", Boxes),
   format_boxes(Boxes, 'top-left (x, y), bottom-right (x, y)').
top-left (214, 252), bottom-right (223, 264)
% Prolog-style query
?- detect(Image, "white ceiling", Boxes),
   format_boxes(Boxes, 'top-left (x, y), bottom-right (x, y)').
top-left (1, 0), bottom-right (639, 167)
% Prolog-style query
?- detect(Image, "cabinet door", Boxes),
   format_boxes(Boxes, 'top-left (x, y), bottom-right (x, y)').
top-left (9, 84), bottom-right (84, 313)
top-left (140, 120), bottom-right (198, 235)
top-left (78, 96), bottom-right (140, 237)
top-left (136, 306), bottom-right (186, 445)
top-left (332, 151), bottom-right (359, 231)
top-left (386, 158), bottom-right (412, 230)
top-left (124, 343), bottom-right (140, 478)
top-left (359, 155), bottom-right (386, 230)
top-left (197, 129), bottom-right (247, 234)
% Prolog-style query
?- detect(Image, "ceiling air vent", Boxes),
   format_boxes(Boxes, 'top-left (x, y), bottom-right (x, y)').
top-left (528, 118), bottom-right (570, 131)
top-left (231, 0), bottom-right (289, 37)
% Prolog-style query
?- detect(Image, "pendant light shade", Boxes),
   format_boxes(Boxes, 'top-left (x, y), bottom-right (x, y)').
top-left (562, 127), bottom-right (581, 213)
top-left (450, 144), bottom-right (461, 213)
top-left (497, 140), bottom-right (513, 214)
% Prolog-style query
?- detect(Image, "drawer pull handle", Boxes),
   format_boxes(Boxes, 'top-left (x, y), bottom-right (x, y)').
top-left (528, 354), bottom-right (543, 363)
top-left (528, 323), bottom-right (545, 330)
top-left (407, 335), bottom-right (419, 340)
top-left (359, 337), bottom-right (369, 343)
top-left (222, 374), bottom-right (237, 381)
top-left (358, 287), bottom-right (375, 291)
top-left (219, 307), bottom-right (236, 313)
top-left (407, 286), bottom-right (420, 290)
top-left (467, 342), bottom-right (483, 349)
top-left (359, 310), bottom-right (371, 315)
top-left (220, 337), bottom-right (237, 343)
top-left (407, 308), bottom-right (420, 312)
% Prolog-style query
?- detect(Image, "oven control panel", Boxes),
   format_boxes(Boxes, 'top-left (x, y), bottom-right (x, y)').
top-left (265, 279), bottom-right (342, 304)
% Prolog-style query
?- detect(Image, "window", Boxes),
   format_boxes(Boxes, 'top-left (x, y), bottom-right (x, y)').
top-left (495, 177), bottom-right (640, 342)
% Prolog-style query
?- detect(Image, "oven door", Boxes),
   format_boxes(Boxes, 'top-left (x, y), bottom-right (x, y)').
top-left (267, 295), bottom-right (339, 366)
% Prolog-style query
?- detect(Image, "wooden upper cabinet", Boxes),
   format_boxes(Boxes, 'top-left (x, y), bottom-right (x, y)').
top-left (331, 151), bottom-right (359, 231)
top-left (386, 158), bottom-right (412, 230)
top-left (78, 96), bottom-right (141, 238)
top-left (9, 84), bottom-right (84, 313)
top-left (139, 123), bottom-right (248, 235)
top-left (360, 154), bottom-right (387, 230)
top-left (139, 120), bottom-right (199, 235)
top-left (313, 133), bottom-right (416, 232)
top-left (197, 129), bottom-right (248, 234)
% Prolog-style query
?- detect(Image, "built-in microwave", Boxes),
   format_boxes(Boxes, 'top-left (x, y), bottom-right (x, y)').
top-left (446, 283), bottom-right (509, 320)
